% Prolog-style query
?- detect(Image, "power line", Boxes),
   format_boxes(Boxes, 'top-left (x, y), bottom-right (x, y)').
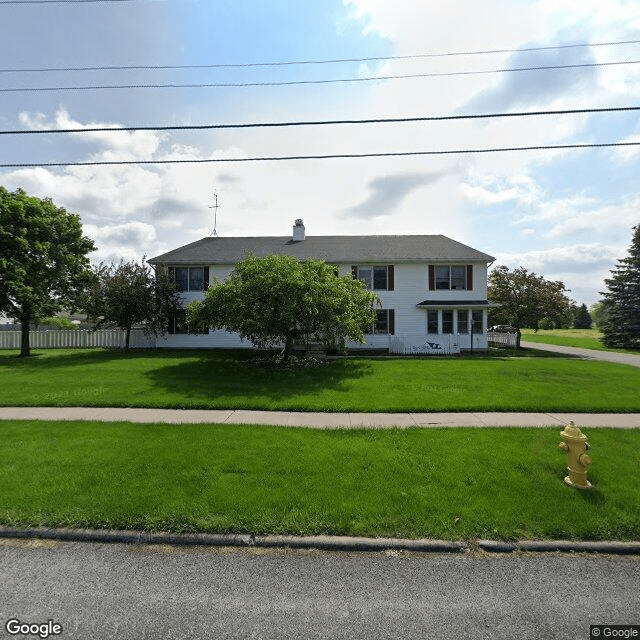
top-left (1, 39), bottom-right (639, 73)
top-left (2, 59), bottom-right (639, 93)
top-left (0, 0), bottom-right (131, 3)
top-left (1, 141), bottom-right (638, 168)
top-left (3, 106), bottom-right (639, 136)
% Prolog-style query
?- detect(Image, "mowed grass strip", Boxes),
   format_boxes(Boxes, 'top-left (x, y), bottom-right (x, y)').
top-left (1, 348), bottom-right (640, 412)
top-left (0, 421), bottom-right (638, 541)
top-left (520, 328), bottom-right (639, 354)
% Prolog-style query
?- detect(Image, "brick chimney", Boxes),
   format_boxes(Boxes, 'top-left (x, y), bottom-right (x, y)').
top-left (292, 219), bottom-right (305, 241)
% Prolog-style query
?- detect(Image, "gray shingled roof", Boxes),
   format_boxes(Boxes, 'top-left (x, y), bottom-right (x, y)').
top-left (149, 235), bottom-right (495, 265)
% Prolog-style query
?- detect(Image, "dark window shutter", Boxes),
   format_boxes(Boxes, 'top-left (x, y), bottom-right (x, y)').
top-left (168, 314), bottom-right (175, 335)
top-left (466, 265), bottom-right (473, 291)
top-left (428, 265), bottom-right (435, 291)
top-left (203, 267), bottom-right (210, 291)
top-left (352, 265), bottom-right (358, 279)
top-left (388, 309), bottom-right (395, 335)
top-left (387, 265), bottom-right (394, 291)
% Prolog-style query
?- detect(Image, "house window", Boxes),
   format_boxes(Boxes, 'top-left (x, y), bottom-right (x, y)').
top-left (472, 310), bottom-right (484, 334)
top-left (427, 311), bottom-right (438, 334)
top-left (168, 309), bottom-right (188, 335)
top-left (374, 309), bottom-right (388, 334)
top-left (435, 266), bottom-right (467, 290)
top-left (442, 310), bottom-right (454, 334)
top-left (458, 310), bottom-right (469, 334)
top-left (429, 265), bottom-right (472, 291)
top-left (424, 308), bottom-right (481, 334)
top-left (173, 267), bottom-right (207, 292)
top-left (451, 266), bottom-right (466, 290)
top-left (369, 309), bottom-right (395, 334)
top-left (352, 265), bottom-right (394, 291)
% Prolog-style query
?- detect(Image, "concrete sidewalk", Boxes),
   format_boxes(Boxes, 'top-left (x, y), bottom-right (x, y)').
top-left (1, 406), bottom-right (640, 427)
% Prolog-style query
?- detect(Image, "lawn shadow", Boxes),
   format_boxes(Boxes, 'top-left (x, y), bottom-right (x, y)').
top-left (577, 487), bottom-right (605, 505)
top-left (144, 352), bottom-right (372, 407)
top-left (552, 467), bottom-right (606, 504)
top-left (0, 348), bottom-right (163, 370)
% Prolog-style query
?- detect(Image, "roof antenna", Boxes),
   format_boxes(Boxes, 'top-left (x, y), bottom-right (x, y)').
top-left (209, 191), bottom-right (219, 237)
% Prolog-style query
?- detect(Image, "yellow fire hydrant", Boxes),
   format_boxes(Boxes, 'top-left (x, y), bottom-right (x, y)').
top-left (558, 422), bottom-right (592, 489)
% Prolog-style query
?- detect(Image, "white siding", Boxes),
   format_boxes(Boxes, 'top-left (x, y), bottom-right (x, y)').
top-left (158, 261), bottom-right (489, 350)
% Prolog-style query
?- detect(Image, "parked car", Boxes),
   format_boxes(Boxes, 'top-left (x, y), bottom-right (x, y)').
top-left (490, 325), bottom-right (518, 333)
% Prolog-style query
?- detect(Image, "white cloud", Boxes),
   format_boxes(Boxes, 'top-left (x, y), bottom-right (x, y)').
top-left (496, 243), bottom-right (619, 273)
top-left (461, 173), bottom-right (542, 206)
top-left (19, 108), bottom-right (163, 160)
top-left (515, 194), bottom-right (640, 240)
top-left (612, 126), bottom-right (640, 163)
top-left (493, 242), bottom-right (623, 305)
top-left (82, 221), bottom-right (157, 264)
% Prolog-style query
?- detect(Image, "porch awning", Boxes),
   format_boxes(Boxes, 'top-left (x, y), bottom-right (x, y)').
top-left (416, 300), bottom-right (495, 308)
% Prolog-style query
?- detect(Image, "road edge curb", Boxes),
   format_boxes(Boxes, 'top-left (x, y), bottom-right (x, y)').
top-left (1, 527), bottom-right (639, 554)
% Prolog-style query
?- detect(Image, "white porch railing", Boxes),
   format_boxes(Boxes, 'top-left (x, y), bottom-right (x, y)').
top-left (389, 334), bottom-right (461, 355)
top-left (0, 329), bottom-right (155, 349)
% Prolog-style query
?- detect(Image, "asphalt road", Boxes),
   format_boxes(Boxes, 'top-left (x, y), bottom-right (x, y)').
top-left (520, 341), bottom-right (640, 368)
top-left (1, 539), bottom-right (639, 640)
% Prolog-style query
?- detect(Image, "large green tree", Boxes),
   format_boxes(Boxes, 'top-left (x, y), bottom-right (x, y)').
top-left (488, 265), bottom-right (574, 345)
top-left (600, 224), bottom-right (640, 349)
top-left (0, 187), bottom-right (96, 356)
top-left (82, 258), bottom-right (182, 349)
top-left (187, 254), bottom-right (379, 361)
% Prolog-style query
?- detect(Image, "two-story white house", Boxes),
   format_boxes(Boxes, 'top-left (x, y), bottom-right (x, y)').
top-left (148, 220), bottom-right (495, 353)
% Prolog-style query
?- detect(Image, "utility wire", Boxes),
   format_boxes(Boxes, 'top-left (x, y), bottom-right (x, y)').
top-left (0, 0), bottom-right (131, 3)
top-left (1, 39), bottom-right (639, 73)
top-left (2, 59), bottom-right (638, 93)
top-left (1, 141), bottom-right (638, 168)
top-left (3, 106), bottom-right (639, 136)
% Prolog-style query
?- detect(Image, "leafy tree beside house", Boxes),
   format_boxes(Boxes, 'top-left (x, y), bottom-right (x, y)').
top-left (82, 258), bottom-right (182, 349)
top-left (187, 254), bottom-right (379, 362)
top-left (0, 186), bottom-right (96, 357)
top-left (488, 265), bottom-right (574, 346)
top-left (600, 224), bottom-right (640, 349)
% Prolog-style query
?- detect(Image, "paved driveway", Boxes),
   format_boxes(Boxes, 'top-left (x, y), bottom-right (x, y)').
top-left (521, 341), bottom-right (640, 368)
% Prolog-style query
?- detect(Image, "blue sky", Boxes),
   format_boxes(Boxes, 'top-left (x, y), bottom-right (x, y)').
top-left (2, 0), bottom-right (640, 306)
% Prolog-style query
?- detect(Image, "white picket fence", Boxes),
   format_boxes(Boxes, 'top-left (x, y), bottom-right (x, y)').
top-left (0, 329), bottom-right (155, 349)
top-left (487, 331), bottom-right (518, 347)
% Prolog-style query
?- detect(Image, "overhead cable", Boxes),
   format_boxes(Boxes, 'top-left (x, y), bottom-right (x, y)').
top-left (1, 39), bottom-right (639, 73)
top-left (2, 105), bottom-right (639, 136)
top-left (1, 141), bottom-right (638, 168)
top-left (2, 59), bottom-right (638, 93)
top-left (0, 0), bottom-right (131, 4)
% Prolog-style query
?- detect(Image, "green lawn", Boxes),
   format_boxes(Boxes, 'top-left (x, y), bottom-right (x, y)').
top-left (1, 420), bottom-right (637, 541)
top-left (520, 328), bottom-right (639, 354)
top-left (2, 348), bottom-right (640, 412)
